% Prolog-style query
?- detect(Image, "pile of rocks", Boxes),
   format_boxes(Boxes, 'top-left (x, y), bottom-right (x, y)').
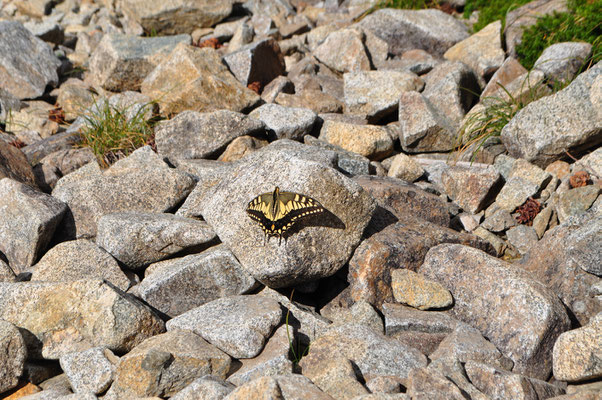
top-left (0, 0), bottom-right (600, 399)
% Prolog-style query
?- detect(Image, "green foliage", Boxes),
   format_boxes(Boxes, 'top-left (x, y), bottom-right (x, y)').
top-left (79, 98), bottom-right (157, 168)
top-left (516, 0), bottom-right (601, 70)
top-left (463, 0), bottom-right (531, 32)
top-left (285, 290), bottom-right (310, 366)
top-left (376, 0), bottom-right (441, 9)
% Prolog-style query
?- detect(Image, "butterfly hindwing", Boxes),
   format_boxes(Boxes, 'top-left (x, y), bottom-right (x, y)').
top-left (246, 187), bottom-right (325, 243)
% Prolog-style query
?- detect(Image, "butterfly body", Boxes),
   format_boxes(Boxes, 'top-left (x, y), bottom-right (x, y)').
top-left (246, 187), bottom-right (325, 243)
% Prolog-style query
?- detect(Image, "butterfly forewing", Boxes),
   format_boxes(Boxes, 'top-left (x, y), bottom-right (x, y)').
top-left (246, 187), bottom-right (325, 242)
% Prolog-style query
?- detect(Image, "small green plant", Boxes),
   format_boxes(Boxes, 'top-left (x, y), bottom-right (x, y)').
top-left (375, 0), bottom-right (441, 9)
top-left (285, 290), bottom-right (310, 366)
top-left (79, 98), bottom-right (157, 168)
top-left (463, 0), bottom-right (532, 32)
top-left (516, 0), bottom-right (601, 70)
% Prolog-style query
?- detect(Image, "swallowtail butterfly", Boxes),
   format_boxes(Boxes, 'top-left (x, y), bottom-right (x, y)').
top-left (246, 187), bottom-right (325, 243)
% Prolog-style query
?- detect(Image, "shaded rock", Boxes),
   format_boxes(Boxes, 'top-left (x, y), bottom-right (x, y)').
top-left (96, 212), bottom-right (217, 270)
top-left (249, 104), bottom-right (317, 141)
top-left (349, 218), bottom-right (492, 309)
top-left (481, 208), bottom-right (517, 232)
top-left (30, 239), bottom-right (130, 291)
top-left (300, 323), bottom-right (427, 381)
top-left (441, 165), bottom-right (502, 213)
top-left (465, 361), bottom-right (565, 400)
top-left (22, 131), bottom-right (82, 166)
top-left (344, 70), bottom-right (424, 122)
top-left (23, 18), bottom-right (64, 45)
top-left (398, 91), bottom-right (457, 153)
top-left (223, 38), bottom-right (285, 88)
top-left (481, 57), bottom-right (528, 99)
top-left (518, 215), bottom-right (601, 325)
top-left (504, 0), bottom-right (569, 57)
top-left (304, 136), bottom-right (372, 176)
top-left (0, 320), bottom-right (26, 394)
top-left (0, 88), bottom-right (21, 121)
top-left (227, 325), bottom-right (293, 386)
top-left (324, 299), bottom-right (384, 335)
top-left (261, 76), bottom-right (295, 103)
top-left (556, 185), bottom-right (600, 223)
top-left (0, 21), bottom-right (60, 100)
top-left (13, 0), bottom-right (56, 18)
top-left (224, 374), bottom-right (334, 400)
top-left (534, 42), bottom-right (592, 85)
top-left (357, 8), bottom-right (469, 57)
top-left (59, 347), bottom-right (118, 395)
top-left (495, 177), bottom-right (540, 212)
top-left (110, 330), bottom-right (231, 398)
top-left (553, 312), bottom-right (602, 382)
top-left (154, 109), bottom-right (265, 162)
top-left (506, 225), bottom-right (539, 255)
top-left (52, 146), bottom-right (196, 238)
top-left (406, 366), bottom-right (467, 400)
top-left (0, 279), bottom-right (165, 359)
top-left (33, 148), bottom-right (96, 192)
top-left (118, 0), bottom-right (233, 35)
top-left (443, 20), bottom-right (505, 79)
top-left (422, 61), bottom-right (481, 129)
top-left (423, 357), bottom-right (490, 400)
top-left (386, 154), bottom-right (424, 182)
top-left (171, 375), bottom-right (235, 400)
top-left (219, 135), bottom-right (269, 162)
top-left (420, 244), bottom-right (570, 379)
top-left (319, 121), bottom-right (393, 161)
top-left (88, 33), bottom-right (191, 92)
top-left (141, 43), bottom-right (260, 116)
top-left (501, 61), bottom-right (602, 167)
top-left (313, 28), bottom-right (371, 73)
top-left (166, 295), bottom-right (283, 359)
top-left (197, 141), bottom-right (375, 288)
top-left (390, 269), bottom-right (452, 310)
top-left (0, 140), bottom-right (36, 186)
top-left (138, 245), bottom-right (257, 317)
top-left (301, 356), bottom-right (369, 400)
top-left (0, 178), bottom-right (67, 272)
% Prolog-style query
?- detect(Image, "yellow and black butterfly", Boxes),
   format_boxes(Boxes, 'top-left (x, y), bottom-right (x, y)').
top-left (246, 187), bottom-right (325, 244)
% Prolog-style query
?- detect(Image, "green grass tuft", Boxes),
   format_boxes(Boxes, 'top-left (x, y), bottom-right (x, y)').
top-left (463, 0), bottom-right (532, 32)
top-left (515, 0), bottom-right (601, 70)
top-left (79, 98), bottom-right (157, 168)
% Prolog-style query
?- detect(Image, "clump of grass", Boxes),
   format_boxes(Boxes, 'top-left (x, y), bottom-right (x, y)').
top-left (79, 98), bottom-right (157, 168)
top-left (376, 0), bottom-right (441, 9)
top-left (516, 0), bottom-right (601, 70)
top-left (285, 289), bottom-right (311, 367)
top-left (463, 0), bottom-right (532, 32)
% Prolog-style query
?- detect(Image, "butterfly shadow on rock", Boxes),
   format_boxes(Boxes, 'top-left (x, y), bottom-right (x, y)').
top-left (267, 208), bottom-right (346, 245)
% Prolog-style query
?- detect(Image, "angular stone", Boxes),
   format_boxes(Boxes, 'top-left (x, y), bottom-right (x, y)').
top-left (5, 100), bottom-right (59, 139)
top-left (304, 136), bottom-right (372, 177)
top-left (0, 21), bottom-right (60, 100)
top-left (88, 33), bottom-right (191, 91)
top-left (0, 140), bottom-right (36, 187)
top-left (166, 295), bottom-right (283, 359)
top-left (139, 245), bottom-right (257, 317)
top-left (22, 131), bottom-right (82, 166)
top-left (391, 269), bottom-right (452, 310)
top-left (275, 90), bottom-right (343, 114)
top-left (441, 165), bottom-right (502, 214)
top-left (225, 375), bottom-right (334, 400)
top-left (197, 141), bottom-right (375, 288)
top-left (386, 154), bottom-right (424, 182)
top-left (398, 91), bottom-right (457, 153)
top-left (481, 208), bottom-right (517, 233)
top-left (249, 103), bottom-right (317, 141)
top-left (141, 44), bottom-right (260, 116)
top-left (30, 239), bottom-right (130, 291)
top-left (357, 8), bottom-right (469, 57)
top-left (96, 212), bottom-right (217, 271)
top-left (534, 42), bottom-right (592, 85)
top-left (420, 244), bottom-right (570, 379)
top-left (444, 20), bottom-right (505, 79)
top-left (52, 146), bottom-right (196, 238)
top-left (59, 347), bottom-right (118, 395)
top-left (465, 361), bottom-right (565, 400)
top-left (407, 366), bottom-right (468, 400)
top-left (302, 356), bottom-right (369, 400)
top-left (501, 62), bottom-right (602, 167)
top-left (504, 0), bottom-right (569, 57)
top-left (0, 279), bottom-right (165, 359)
top-left (556, 186), bottom-right (601, 224)
top-left (344, 70), bottom-right (424, 122)
top-left (0, 259), bottom-right (16, 283)
top-left (154, 109), bottom-right (265, 162)
top-left (508, 158), bottom-right (553, 189)
top-left (118, 0), bottom-right (233, 35)
top-left (300, 323), bottom-right (427, 381)
top-left (34, 148), bottom-right (96, 192)
top-left (324, 300), bottom-right (384, 335)
top-left (319, 121), bottom-right (393, 161)
top-left (261, 76), bottom-right (295, 103)
top-left (110, 330), bottom-right (231, 398)
top-left (23, 18), bottom-right (64, 45)
top-left (171, 375), bottom-right (234, 400)
top-left (313, 28), bottom-right (371, 74)
top-left (13, 0), bottom-right (55, 17)
top-left (0, 178), bottom-right (67, 272)
top-left (218, 135), bottom-right (269, 162)
top-left (553, 312), bottom-right (602, 382)
top-left (495, 177), bottom-right (540, 212)
top-left (227, 325), bottom-right (293, 386)
top-left (422, 61), bottom-right (481, 129)
top-left (506, 225), bottom-right (539, 255)
top-left (349, 218), bottom-right (492, 309)
top-left (0, 320), bottom-right (26, 394)
top-left (481, 57), bottom-right (528, 99)
top-left (223, 38), bottom-right (285, 88)
top-left (417, 358), bottom-right (489, 400)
